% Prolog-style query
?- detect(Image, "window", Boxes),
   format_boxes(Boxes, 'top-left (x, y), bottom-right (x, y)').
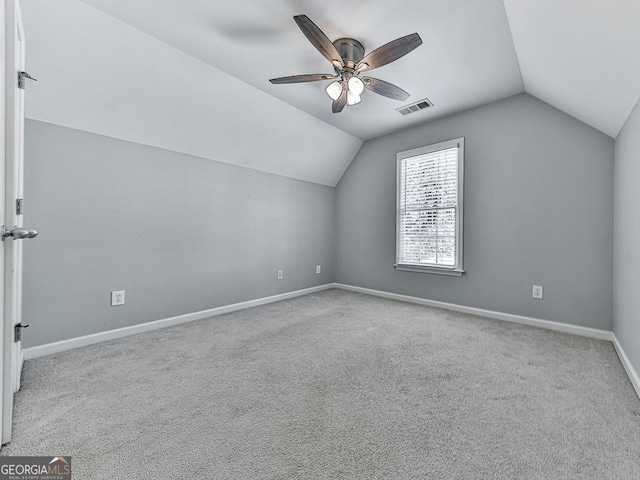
top-left (396, 138), bottom-right (464, 275)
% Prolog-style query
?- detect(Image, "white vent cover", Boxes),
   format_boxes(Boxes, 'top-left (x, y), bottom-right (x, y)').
top-left (397, 98), bottom-right (433, 116)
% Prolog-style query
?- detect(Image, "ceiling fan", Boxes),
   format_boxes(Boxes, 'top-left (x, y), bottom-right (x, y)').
top-left (269, 15), bottom-right (422, 113)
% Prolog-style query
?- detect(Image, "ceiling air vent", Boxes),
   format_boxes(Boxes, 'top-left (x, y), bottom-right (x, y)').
top-left (397, 98), bottom-right (433, 116)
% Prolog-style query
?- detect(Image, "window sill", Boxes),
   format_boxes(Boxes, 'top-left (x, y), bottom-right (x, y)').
top-left (394, 263), bottom-right (465, 276)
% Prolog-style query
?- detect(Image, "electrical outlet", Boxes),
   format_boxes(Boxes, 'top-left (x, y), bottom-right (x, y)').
top-left (277, 269), bottom-right (284, 280)
top-left (316, 265), bottom-right (321, 274)
top-left (111, 290), bottom-right (125, 306)
top-left (532, 285), bottom-right (543, 299)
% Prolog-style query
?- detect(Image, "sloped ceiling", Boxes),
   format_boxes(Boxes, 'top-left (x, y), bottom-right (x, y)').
top-left (79, 0), bottom-right (525, 141)
top-left (503, 0), bottom-right (640, 138)
top-left (21, 0), bottom-right (640, 186)
top-left (20, 0), bottom-right (363, 186)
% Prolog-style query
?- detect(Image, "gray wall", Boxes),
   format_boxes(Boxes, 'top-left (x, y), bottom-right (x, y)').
top-left (23, 120), bottom-right (335, 347)
top-left (614, 97), bottom-right (640, 375)
top-left (335, 94), bottom-right (614, 330)
top-left (23, 93), bottom-right (618, 348)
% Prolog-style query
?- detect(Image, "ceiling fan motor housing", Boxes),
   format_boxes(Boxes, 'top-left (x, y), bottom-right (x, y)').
top-left (333, 38), bottom-right (365, 68)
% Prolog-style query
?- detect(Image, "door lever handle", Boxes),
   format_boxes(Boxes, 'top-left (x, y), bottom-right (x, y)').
top-left (14, 323), bottom-right (30, 343)
top-left (18, 71), bottom-right (37, 89)
top-left (1, 225), bottom-right (38, 240)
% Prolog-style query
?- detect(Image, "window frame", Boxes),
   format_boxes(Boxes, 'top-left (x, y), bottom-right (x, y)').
top-left (395, 137), bottom-right (465, 276)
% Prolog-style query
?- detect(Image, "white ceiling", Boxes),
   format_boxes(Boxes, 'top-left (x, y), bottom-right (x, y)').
top-left (20, 0), bottom-right (640, 186)
top-left (503, 0), bottom-right (640, 138)
top-left (20, 0), bottom-right (363, 186)
top-left (80, 0), bottom-right (525, 141)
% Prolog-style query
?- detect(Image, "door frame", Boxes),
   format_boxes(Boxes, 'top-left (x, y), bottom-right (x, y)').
top-left (2, 0), bottom-right (26, 446)
top-left (0, 0), bottom-right (7, 449)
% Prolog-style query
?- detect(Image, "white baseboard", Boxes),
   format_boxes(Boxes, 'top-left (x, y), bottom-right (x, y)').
top-left (336, 283), bottom-right (640, 399)
top-left (612, 334), bottom-right (640, 400)
top-left (23, 281), bottom-right (638, 402)
top-left (24, 284), bottom-right (334, 359)
top-left (333, 283), bottom-right (613, 341)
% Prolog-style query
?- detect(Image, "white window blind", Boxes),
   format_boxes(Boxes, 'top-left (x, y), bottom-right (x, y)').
top-left (396, 138), bottom-right (464, 275)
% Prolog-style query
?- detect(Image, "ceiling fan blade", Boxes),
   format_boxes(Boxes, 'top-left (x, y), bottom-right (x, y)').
top-left (332, 83), bottom-right (348, 113)
top-left (294, 15), bottom-right (344, 69)
top-left (357, 33), bottom-right (422, 72)
top-left (269, 74), bottom-right (336, 84)
top-left (362, 76), bottom-right (410, 101)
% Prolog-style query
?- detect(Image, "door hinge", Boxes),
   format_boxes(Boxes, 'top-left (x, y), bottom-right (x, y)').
top-left (16, 199), bottom-right (23, 215)
top-left (14, 323), bottom-right (29, 342)
top-left (18, 71), bottom-right (37, 89)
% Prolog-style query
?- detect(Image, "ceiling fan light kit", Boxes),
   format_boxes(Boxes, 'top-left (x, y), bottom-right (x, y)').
top-left (326, 73), bottom-right (364, 103)
top-left (269, 15), bottom-right (422, 113)
top-left (347, 91), bottom-right (361, 106)
top-left (325, 81), bottom-right (342, 100)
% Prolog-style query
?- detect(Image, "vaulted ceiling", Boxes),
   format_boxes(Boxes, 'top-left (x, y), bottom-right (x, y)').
top-left (503, 0), bottom-right (640, 139)
top-left (21, 0), bottom-right (640, 186)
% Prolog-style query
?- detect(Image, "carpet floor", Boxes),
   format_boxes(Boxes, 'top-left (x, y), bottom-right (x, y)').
top-left (1, 289), bottom-right (639, 479)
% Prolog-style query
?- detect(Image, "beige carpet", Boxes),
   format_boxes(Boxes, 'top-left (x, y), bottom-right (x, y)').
top-left (2, 289), bottom-right (639, 479)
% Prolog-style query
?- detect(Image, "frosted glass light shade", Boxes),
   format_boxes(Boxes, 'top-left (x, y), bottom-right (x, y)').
top-left (325, 81), bottom-right (343, 100)
top-left (347, 91), bottom-right (362, 106)
top-left (348, 76), bottom-right (365, 95)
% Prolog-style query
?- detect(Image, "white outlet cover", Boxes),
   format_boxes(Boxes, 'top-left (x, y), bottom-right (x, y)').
top-left (277, 270), bottom-right (284, 280)
top-left (111, 290), bottom-right (125, 306)
top-left (532, 285), bottom-right (543, 299)
top-left (316, 265), bottom-right (321, 274)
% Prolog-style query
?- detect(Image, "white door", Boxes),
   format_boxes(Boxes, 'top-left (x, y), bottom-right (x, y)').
top-left (2, 0), bottom-right (36, 446)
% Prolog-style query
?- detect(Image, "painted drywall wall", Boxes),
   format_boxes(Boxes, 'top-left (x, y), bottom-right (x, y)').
top-left (335, 94), bottom-right (614, 329)
top-left (614, 96), bottom-right (640, 375)
top-left (22, 120), bottom-right (335, 347)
